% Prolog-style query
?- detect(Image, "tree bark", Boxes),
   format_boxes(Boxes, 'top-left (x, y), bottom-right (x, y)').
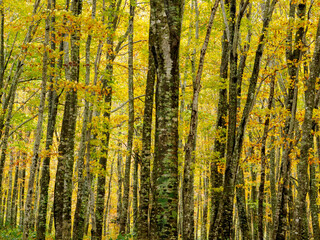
top-left (136, 4), bottom-right (156, 238)
top-left (93, 0), bottom-right (114, 237)
top-left (258, 75), bottom-right (275, 240)
top-left (54, 1), bottom-right (82, 239)
top-left (73, 1), bottom-right (97, 239)
top-left (119, 0), bottom-right (135, 234)
top-left (37, 1), bottom-right (60, 239)
top-left (151, 0), bottom-right (183, 238)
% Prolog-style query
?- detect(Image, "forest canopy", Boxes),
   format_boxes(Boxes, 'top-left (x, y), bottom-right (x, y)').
top-left (0, 0), bottom-right (320, 240)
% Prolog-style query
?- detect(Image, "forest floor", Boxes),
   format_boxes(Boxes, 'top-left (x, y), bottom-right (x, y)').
top-left (0, 227), bottom-right (22, 239)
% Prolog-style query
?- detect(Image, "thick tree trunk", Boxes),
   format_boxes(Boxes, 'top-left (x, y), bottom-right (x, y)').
top-left (54, 1), bottom-right (82, 239)
top-left (151, 0), bottom-right (183, 239)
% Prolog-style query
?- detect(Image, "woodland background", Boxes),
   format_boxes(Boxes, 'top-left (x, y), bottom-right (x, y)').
top-left (0, 0), bottom-right (319, 240)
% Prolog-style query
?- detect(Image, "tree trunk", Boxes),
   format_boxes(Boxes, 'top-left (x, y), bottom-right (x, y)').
top-left (54, 1), bottom-right (82, 239)
top-left (151, 0), bottom-right (183, 239)
top-left (258, 75), bottom-right (275, 240)
top-left (37, 1), bottom-right (60, 239)
top-left (117, 144), bottom-right (123, 224)
top-left (310, 125), bottom-right (320, 240)
top-left (236, 167), bottom-right (251, 239)
top-left (202, 171), bottom-right (209, 240)
top-left (132, 152), bottom-right (139, 235)
top-left (273, 2), bottom-right (305, 238)
top-left (208, 29), bottom-right (228, 239)
top-left (136, 3), bottom-right (156, 239)
top-left (5, 155), bottom-right (13, 226)
top-left (120, 0), bottom-right (135, 234)
top-left (73, 1), bottom-right (97, 239)
top-left (19, 158), bottom-right (26, 227)
top-left (182, 1), bottom-right (219, 239)
top-left (11, 161), bottom-right (19, 226)
top-left (23, 3), bottom-right (50, 233)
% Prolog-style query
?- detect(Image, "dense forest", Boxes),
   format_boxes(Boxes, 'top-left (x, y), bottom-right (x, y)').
top-left (0, 0), bottom-right (319, 239)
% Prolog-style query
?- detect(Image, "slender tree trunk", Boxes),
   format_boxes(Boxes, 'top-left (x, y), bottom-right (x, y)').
top-left (132, 152), bottom-right (139, 235)
top-left (117, 144), bottom-right (123, 223)
top-left (202, 170), bottom-right (209, 240)
top-left (0, 68), bottom-right (19, 226)
top-left (235, 167), bottom-right (251, 239)
top-left (93, 2), bottom-right (114, 237)
top-left (269, 132), bottom-right (277, 226)
top-left (310, 124), bottom-right (320, 240)
top-left (22, 3), bottom-right (49, 235)
top-left (37, 1), bottom-right (60, 239)
top-left (136, 3), bottom-right (156, 239)
top-left (32, 160), bottom-right (41, 230)
top-left (120, 0), bottom-right (135, 234)
top-left (73, 1), bottom-right (97, 239)
top-left (182, 2), bottom-right (219, 239)
top-left (258, 75), bottom-right (275, 240)
top-left (11, 161), bottom-right (18, 226)
top-left (5, 155), bottom-right (13, 226)
top-left (104, 156), bottom-right (115, 237)
top-left (273, 2), bottom-right (305, 238)
top-left (19, 159), bottom-right (26, 227)
top-left (209, 29), bottom-right (228, 239)
top-left (0, 0), bottom-right (4, 96)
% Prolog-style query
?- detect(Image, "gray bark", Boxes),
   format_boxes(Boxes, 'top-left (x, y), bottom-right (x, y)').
top-left (37, 0), bottom-right (60, 238)
top-left (120, 0), bottom-right (135, 234)
top-left (73, 1), bottom-right (97, 239)
top-left (22, 2), bottom-right (49, 235)
top-left (258, 75), bottom-right (275, 240)
top-left (136, 4), bottom-right (156, 238)
top-left (54, 1), bottom-right (82, 239)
